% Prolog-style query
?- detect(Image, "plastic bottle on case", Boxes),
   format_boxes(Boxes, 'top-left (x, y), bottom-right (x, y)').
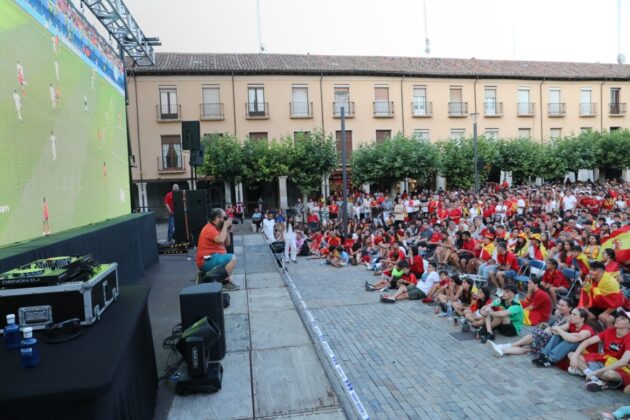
top-left (20, 327), bottom-right (40, 368)
top-left (4, 314), bottom-right (20, 350)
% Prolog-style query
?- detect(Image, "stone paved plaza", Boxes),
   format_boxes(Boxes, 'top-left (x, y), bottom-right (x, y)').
top-left (283, 256), bottom-right (629, 420)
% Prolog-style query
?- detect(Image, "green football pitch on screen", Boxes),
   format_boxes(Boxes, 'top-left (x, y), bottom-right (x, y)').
top-left (0, 0), bottom-right (130, 247)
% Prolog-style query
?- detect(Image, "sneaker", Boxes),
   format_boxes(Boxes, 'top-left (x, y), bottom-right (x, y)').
top-left (567, 367), bottom-right (585, 376)
top-left (222, 282), bottom-right (240, 292)
top-left (586, 377), bottom-right (605, 392)
top-left (495, 288), bottom-right (504, 297)
top-left (489, 340), bottom-right (504, 357)
top-left (365, 283), bottom-right (374, 291)
top-left (461, 321), bottom-right (471, 333)
top-left (380, 295), bottom-right (396, 304)
top-left (480, 333), bottom-right (494, 344)
top-left (533, 355), bottom-right (552, 368)
top-left (438, 312), bottom-right (449, 317)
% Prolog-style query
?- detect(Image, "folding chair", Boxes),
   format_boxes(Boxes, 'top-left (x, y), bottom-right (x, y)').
top-left (558, 269), bottom-right (581, 300)
top-left (514, 259), bottom-right (545, 289)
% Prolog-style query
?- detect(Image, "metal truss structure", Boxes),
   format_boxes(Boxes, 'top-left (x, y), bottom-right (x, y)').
top-left (81, 0), bottom-right (159, 66)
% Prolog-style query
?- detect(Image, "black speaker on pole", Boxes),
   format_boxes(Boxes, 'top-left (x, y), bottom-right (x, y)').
top-left (182, 121), bottom-right (200, 151)
top-left (173, 189), bottom-right (208, 244)
top-left (179, 282), bottom-right (226, 361)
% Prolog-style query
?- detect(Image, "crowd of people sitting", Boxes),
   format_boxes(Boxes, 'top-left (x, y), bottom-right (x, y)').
top-left (261, 180), bottom-right (630, 397)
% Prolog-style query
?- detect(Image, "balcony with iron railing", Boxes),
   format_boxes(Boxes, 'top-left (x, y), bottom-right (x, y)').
top-left (579, 103), bottom-right (597, 117)
top-left (246, 102), bottom-right (269, 119)
top-left (448, 102), bottom-right (468, 117)
top-left (548, 103), bottom-right (566, 117)
top-left (517, 102), bottom-right (535, 116)
top-left (333, 101), bottom-right (355, 118)
top-left (411, 101), bottom-right (432, 117)
top-left (289, 102), bottom-right (313, 118)
top-left (483, 102), bottom-right (503, 117)
top-left (609, 102), bottom-right (627, 116)
top-left (157, 155), bottom-right (187, 173)
top-left (373, 101), bottom-right (394, 117)
top-left (156, 104), bottom-right (181, 121)
top-left (199, 103), bottom-right (224, 120)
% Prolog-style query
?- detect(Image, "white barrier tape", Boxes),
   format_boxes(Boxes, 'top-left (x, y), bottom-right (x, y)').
top-left (273, 248), bottom-right (370, 420)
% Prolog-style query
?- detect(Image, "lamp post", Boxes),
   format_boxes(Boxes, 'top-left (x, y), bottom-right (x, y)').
top-left (470, 112), bottom-right (479, 193)
top-left (341, 106), bottom-right (348, 235)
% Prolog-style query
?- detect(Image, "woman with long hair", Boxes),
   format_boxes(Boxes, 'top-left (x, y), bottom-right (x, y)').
top-left (583, 234), bottom-right (601, 261)
top-left (282, 214), bottom-right (298, 263)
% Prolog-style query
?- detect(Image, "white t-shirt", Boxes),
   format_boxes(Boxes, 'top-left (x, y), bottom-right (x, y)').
top-left (262, 218), bottom-right (275, 242)
top-left (562, 195), bottom-right (577, 211)
top-left (418, 271), bottom-right (440, 294)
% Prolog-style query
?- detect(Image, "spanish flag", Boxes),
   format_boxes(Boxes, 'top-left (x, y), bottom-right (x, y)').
top-left (598, 225), bottom-right (630, 265)
top-left (579, 272), bottom-right (624, 309)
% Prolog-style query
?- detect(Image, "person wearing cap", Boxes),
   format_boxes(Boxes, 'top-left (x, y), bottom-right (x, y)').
top-left (579, 261), bottom-right (624, 328)
top-left (568, 308), bottom-right (630, 394)
top-left (478, 285), bottom-right (524, 343)
top-left (477, 233), bottom-right (498, 279)
top-left (527, 233), bottom-right (548, 261)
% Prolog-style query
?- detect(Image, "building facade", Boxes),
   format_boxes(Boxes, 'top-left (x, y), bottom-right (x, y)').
top-left (126, 53), bottom-right (630, 215)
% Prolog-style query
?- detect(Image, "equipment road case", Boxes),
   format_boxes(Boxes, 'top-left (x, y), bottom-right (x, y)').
top-left (0, 263), bottom-right (119, 332)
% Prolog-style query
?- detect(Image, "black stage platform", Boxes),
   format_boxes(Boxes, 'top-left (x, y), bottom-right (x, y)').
top-left (0, 213), bottom-right (158, 285)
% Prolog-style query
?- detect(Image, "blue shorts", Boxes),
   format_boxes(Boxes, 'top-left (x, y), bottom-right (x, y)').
top-left (502, 269), bottom-right (517, 279)
top-left (201, 253), bottom-right (234, 272)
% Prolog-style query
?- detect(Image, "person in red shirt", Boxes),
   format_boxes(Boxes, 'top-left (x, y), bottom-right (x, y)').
top-left (540, 258), bottom-right (569, 308)
top-left (449, 203), bottom-right (463, 225)
top-left (196, 208), bottom-right (239, 290)
top-left (456, 231), bottom-right (477, 272)
top-left (328, 201), bottom-right (339, 221)
top-left (569, 310), bottom-right (630, 393)
top-left (408, 245), bottom-right (425, 278)
top-left (491, 243), bottom-right (520, 290)
top-left (520, 277), bottom-right (552, 326)
top-left (380, 261), bottom-right (420, 302)
top-left (164, 184), bottom-right (179, 242)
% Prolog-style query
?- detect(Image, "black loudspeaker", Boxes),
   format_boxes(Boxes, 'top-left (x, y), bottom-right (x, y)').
top-left (179, 282), bottom-right (226, 361)
top-left (182, 121), bottom-right (200, 150)
top-left (173, 189), bottom-right (208, 243)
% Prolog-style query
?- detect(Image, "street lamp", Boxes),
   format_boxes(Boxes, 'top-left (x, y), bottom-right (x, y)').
top-left (470, 112), bottom-right (480, 193)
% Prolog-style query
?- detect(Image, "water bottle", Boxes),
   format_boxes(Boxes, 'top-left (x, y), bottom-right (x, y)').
top-left (20, 327), bottom-right (40, 368)
top-left (446, 303), bottom-right (454, 318)
top-left (4, 314), bottom-right (20, 350)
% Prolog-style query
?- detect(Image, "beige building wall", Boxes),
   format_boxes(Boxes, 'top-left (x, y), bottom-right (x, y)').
top-left (127, 73), bottom-right (630, 185)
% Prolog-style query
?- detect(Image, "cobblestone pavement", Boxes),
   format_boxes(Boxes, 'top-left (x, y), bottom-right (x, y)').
top-left (284, 257), bottom-right (629, 420)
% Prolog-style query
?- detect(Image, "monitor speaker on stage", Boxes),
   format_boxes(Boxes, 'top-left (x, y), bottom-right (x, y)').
top-left (179, 282), bottom-right (226, 361)
top-left (182, 121), bottom-right (201, 150)
top-left (173, 189), bottom-right (208, 244)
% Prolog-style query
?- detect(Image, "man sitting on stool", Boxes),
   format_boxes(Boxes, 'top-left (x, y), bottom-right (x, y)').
top-left (196, 208), bottom-right (239, 291)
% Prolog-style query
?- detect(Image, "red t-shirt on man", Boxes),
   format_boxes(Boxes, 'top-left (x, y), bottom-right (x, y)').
top-left (542, 268), bottom-right (569, 289)
top-left (164, 191), bottom-right (174, 213)
top-left (584, 327), bottom-right (630, 363)
top-left (196, 223), bottom-right (226, 268)
top-left (497, 251), bottom-right (520, 272)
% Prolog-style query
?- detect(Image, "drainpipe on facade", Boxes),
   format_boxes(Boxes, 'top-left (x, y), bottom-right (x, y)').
top-left (473, 76), bottom-right (479, 116)
top-left (600, 80), bottom-right (606, 131)
top-left (231, 72), bottom-right (237, 136)
top-left (539, 80), bottom-right (544, 144)
top-left (400, 75), bottom-right (405, 135)
top-left (320, 73), bottom-right (325, 132)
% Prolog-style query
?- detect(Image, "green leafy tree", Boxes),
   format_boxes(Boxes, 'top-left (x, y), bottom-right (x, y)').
top-left (200, 134), bottom-right (244, 182)
top-left (598, 129), bottom-right (630, 170)
top-left (351, 134), bottom-right (441, 188)
top-left (241, 136), bottom-right (292, 183)
top-left (288, 130), bottom-right (337, 198)
top-left (496, 137), bottom-right (541, 184)
top-left (555, 131), bottom-right (601, 172)
top-left (437, 136), bottom-right (501, 189)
